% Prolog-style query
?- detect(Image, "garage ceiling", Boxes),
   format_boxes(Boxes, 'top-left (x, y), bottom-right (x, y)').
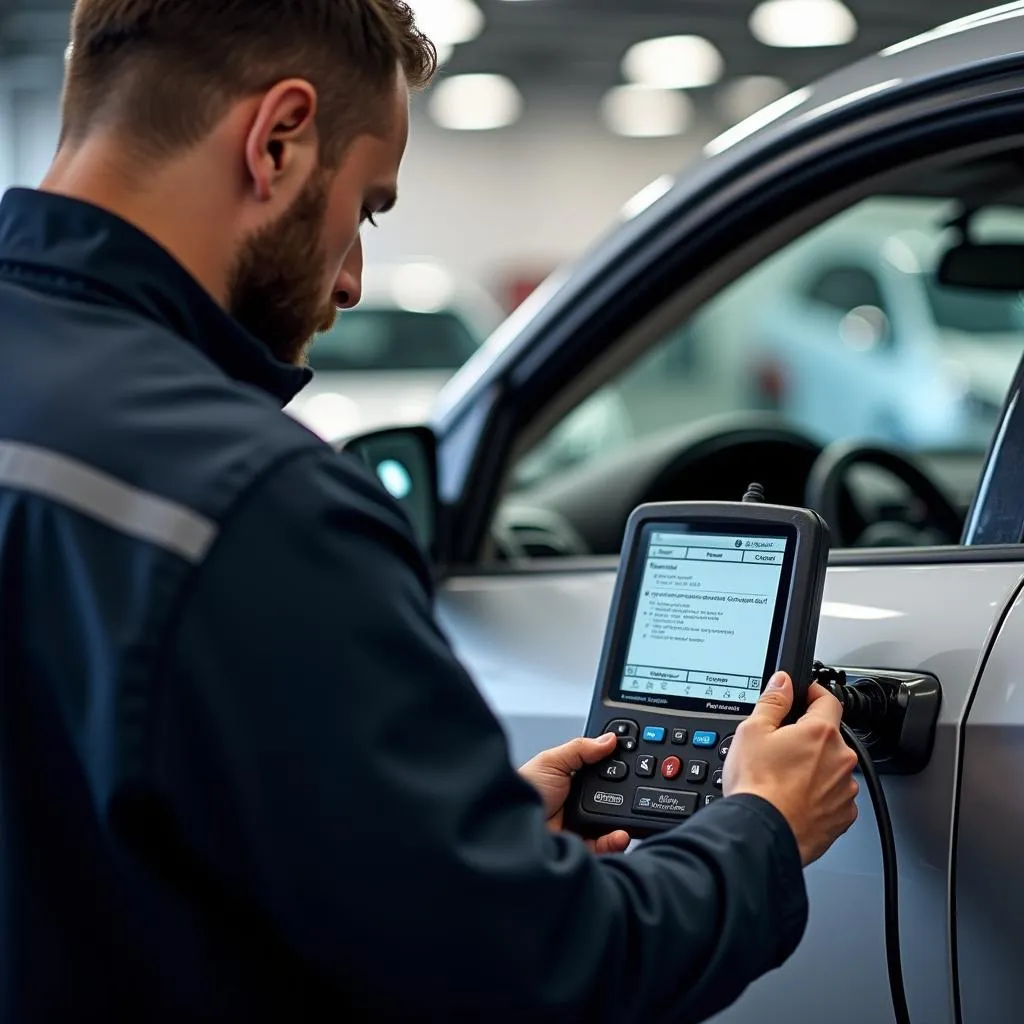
top-left (0, 0), bottom-right (1004, 129)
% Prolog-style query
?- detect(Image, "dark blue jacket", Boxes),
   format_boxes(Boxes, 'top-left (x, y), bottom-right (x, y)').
top-left (0, 187), bottom-right (808, 1022)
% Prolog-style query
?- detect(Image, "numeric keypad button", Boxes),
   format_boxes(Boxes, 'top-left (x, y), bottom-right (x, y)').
top-left (599, 760), bottom-right (629, 781)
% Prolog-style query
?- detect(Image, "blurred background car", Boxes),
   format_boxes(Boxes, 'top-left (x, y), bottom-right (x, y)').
top-left (285, 262), bottom-right (504, 442)
top-left (747, 201), bottom-right (1024, 449)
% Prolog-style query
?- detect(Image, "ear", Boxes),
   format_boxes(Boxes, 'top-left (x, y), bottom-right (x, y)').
top-left (243, 79), bottom-right (319, 204)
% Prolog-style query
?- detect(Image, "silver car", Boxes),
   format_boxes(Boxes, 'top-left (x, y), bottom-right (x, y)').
top-left (286, 262), bottom-right (503, 443)
top-left (345, 9), bottom-right (1024, 1023)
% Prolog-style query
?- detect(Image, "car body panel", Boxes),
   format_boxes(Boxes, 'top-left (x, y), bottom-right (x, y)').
top-left (954, 579), bottom-right (1024, 1021)
top-left (437, 560), bottom-right (1024, 1023)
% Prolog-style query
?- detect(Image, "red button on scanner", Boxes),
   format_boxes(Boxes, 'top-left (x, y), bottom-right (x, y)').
top-left (661, 756), bottom-right (682, 780)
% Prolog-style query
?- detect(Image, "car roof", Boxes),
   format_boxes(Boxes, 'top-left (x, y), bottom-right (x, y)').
top-left (433, 4), bottom-right (1024, 426)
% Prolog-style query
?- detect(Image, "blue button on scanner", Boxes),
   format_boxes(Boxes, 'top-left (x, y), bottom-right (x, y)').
top-left (692, 731), bottom-right (719, 748)
top-left (642, 726), bottom-right (666, 743)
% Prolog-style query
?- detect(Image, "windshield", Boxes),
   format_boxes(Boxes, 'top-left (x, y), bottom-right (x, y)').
top-left (924, 278), bottom-right (1024, 334)
top-left (308, 309), bottom-right (482, 373)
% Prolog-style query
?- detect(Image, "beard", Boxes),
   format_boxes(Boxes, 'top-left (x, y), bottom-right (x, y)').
top-left (227, 168), bottom-right (339, 367)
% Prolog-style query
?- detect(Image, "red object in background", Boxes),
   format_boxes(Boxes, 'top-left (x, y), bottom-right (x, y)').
top-left (504, 272), bottom-right (551, 313)
top-left (661, 756), bottom-right (682, 780)
top-left (753, 358), bottom-right (787, 408)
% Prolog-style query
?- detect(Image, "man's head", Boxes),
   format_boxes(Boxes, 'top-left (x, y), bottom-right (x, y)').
top-left (57, 0), bottom-right (436, 364)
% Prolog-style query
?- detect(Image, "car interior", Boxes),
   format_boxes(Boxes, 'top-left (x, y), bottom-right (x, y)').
top-left (491, 146), bottom-right (1024, 561)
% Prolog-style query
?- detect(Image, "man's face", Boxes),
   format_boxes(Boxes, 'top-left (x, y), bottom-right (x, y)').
top-left (228, 76), bottom-right (409, 366)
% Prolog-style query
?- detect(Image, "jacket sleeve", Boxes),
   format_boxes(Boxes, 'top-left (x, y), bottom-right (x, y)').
top-left (150, 448), bottom-right (808, 1024)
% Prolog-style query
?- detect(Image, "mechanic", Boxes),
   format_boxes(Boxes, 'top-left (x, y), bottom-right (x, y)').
top-left (0, 2), bottom-right (859, 1021)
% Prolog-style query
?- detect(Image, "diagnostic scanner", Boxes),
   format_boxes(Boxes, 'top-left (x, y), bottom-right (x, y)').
top-left (567, 488), bottom-right (830, 838)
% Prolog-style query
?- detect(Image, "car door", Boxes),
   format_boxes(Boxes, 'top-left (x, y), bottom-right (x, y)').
top-left (424, 38), bottom-right (1024, 1024)
top-left (439, 546), bottom-right (1024, 1024)
top-left (953, 575), bottom-right (1024, 1023)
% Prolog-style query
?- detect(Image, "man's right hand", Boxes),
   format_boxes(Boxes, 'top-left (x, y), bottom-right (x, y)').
top-left (724, 671), bottom-right (859, 866)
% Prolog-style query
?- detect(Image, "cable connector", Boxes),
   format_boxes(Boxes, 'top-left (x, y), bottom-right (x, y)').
top-left (742, 482), bottom-right (765, 504)
top-left (812, 661), bottom-right (889, 732)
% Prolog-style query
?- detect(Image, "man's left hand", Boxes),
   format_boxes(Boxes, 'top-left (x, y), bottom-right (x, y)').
top-left (519, 733), bottom-right (631, 854)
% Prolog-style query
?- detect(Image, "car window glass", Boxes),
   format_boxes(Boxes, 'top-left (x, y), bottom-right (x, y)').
top-left (308, 309), bottom-right (481, 373)
top-left (503, 196), bottom-right (1024, 551)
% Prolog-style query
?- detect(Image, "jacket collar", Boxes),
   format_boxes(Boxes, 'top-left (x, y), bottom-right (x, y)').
top-left (0, 187), bottom-right (311, 405)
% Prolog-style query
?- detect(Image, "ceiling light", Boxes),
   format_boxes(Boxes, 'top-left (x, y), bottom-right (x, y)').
top-left (717, 75), bottom-right (789, 124)
top-left (429, 74), bottom-right (523, 131)
top-left (408, 0), bottom-right (484, 47)
top-left (602, 85), bottom-right (694, 138)
top-left (622, 35), bottom-right (724, 89)
top-left (749, 0), bottom-right (857, 47)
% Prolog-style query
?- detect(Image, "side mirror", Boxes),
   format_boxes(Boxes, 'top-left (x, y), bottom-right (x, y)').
top-left (341, 426), bottom-right (439, 555)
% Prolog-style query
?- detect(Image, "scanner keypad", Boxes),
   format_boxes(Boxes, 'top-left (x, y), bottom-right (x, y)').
top-left (588, 720), bottom-right (736, 824)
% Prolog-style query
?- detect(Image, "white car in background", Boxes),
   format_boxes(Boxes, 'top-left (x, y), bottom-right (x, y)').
top-left (746, 202), bottom-right (1024, 449)
top-left (287, 262), bottom-right (504, 443)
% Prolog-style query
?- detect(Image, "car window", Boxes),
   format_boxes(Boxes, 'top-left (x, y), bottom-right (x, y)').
top-left (505, 195), bottom-right (1024, 542)
top-left (308, 309), bottom-right (481, 373)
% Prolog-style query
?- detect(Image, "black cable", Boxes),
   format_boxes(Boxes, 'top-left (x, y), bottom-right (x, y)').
top-left (813, 662), bottom-right (910, 1023)
top-left (840, 721), bottom-right (911, 1024)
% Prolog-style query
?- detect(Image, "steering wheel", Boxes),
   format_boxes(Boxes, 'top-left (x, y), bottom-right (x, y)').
top-left (805, 442), bottom-right (963, 547)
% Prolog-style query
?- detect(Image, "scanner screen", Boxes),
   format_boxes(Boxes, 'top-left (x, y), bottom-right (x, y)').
top-left (613, 527), bottom-right (791, 715)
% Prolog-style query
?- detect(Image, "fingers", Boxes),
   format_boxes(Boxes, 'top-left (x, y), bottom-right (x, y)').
top-left (537, 733), bottom-right (618, 775)
top-left (590, 830), bottom-right (631, 855)
top-left (578, 733), bottom-right (619, 765)
top-left (802, 682), bottom-right (844, 727)
top-left (746, 672), bottom-right (793, 728)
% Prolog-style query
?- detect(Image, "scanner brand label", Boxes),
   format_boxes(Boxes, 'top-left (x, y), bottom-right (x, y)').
top-left (592, 791), bottom-right (624, 807)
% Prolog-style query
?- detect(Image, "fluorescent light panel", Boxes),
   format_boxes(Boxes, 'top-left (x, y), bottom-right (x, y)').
top-left (622, 35), bottom-right (724, 90)
top-left (750, 0), bottom-right (857, 47)
top-left (429, 74), bottom-right (523, 131)
top-left (602, 85), bottom-right (694, 138)
top-left (408, 0), bottom-right (484, 46)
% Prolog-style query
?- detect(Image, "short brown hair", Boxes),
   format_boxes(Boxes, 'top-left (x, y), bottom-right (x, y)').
top-left (61, 0), bottom-right (436, 166)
